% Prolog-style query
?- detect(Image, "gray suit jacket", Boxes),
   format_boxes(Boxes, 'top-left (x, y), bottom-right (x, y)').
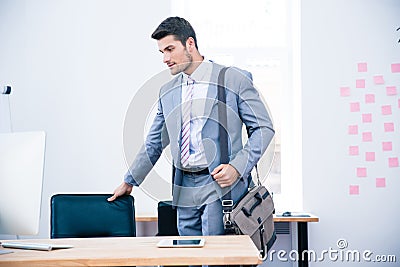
top-left (124, 62), bottom-right (274, 205)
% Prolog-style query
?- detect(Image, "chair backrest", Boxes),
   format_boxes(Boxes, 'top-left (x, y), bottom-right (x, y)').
top-left (156, 200), bottom-right (179, 236)
top-left (50, 194), bottom-right (136, 238)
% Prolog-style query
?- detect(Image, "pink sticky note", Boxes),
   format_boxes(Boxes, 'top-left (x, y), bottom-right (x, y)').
top-left (382, 141), bottom-right (392, 151)
top-left (362, 113), bottom-right (372, 123)
top-left (349, 185), bottom-right (359, 195)
top-left (381, 105), bottom-right (392, 115)
top-left (356, 79), bottom-right (365, 88)
top-left (350, 102), bottom-right (360, 112)
top-left (362, 132), bottom-right (372, 142)
top-left (357, 167), bottom-right (367, 177)
top-left (386, 86), bottom-right (397, 96)
top-left (348, 125), bottom-right (358, 135)
top-left (384, 122), bottom-right (394, 132)
top-left (392, 63), bottom-right (400, 73)
top-left (373, 75), bottom-right (385, 84)
top-left (340, 87), bottom-right (350, 97)
top-left (365, 94), bottom-right (375, 103)
top-left (358, 63), bottom-right (367, 72)
top-left (349, 146), bottom-right (359, 155)
top-left (376, 178), bottom-right (386, 188)
top-left (389, 157), bottom-right (399, 168)
top-left (366, 152), bottom-right (375, 161)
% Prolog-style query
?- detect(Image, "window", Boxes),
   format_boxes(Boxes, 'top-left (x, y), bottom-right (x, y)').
top-left (171, 0), bottom-right (302, 211)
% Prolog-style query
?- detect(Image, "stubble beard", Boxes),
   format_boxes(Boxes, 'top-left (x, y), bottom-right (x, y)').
top-left (170, 49), bottom-right (193, 75)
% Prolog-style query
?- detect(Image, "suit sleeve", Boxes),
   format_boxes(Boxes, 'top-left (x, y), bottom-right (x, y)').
top-left (124, 97), bottom-right (170, 186)
top-left (228, 69), bottom-right (275, 179)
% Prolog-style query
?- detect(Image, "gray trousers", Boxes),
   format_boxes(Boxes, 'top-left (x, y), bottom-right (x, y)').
top-left (176, 172), bottom-right (224, 236)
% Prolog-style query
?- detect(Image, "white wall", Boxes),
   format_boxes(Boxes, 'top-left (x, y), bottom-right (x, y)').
top-left (0, 0), bottom-right (171, 239)
top-left (302, 0), bottom-right (400, 265)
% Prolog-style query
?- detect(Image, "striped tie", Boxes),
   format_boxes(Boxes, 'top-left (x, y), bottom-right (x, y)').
top-left (181, 76), bottom-right (194, 167)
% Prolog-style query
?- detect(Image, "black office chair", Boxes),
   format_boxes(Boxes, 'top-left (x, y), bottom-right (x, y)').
top-left (50, 193), bottom-right (136, 238)
top-left (156, 200), bottom-right (179, 236)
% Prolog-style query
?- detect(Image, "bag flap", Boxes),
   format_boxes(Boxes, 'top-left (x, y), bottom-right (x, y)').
top-left (230, 186), bottom-right (274, 236)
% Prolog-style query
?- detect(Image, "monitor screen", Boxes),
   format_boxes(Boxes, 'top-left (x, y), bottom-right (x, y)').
top-left (0, 131), bottom-right (46, 236)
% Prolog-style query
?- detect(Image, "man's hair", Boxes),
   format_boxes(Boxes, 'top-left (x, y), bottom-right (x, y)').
top-left (151, 16), bottom-right (198, 49)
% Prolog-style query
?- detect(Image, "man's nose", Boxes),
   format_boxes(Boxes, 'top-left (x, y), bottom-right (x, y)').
top-left (163, 53), bottom-right (170, 63)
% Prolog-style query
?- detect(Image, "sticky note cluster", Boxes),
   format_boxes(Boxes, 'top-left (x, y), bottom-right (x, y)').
top-left (341, 62), bottom-right (399, 195)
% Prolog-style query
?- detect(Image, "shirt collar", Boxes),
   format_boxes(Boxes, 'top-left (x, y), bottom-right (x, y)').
top-left (182, 58), bottom-right (212, 85)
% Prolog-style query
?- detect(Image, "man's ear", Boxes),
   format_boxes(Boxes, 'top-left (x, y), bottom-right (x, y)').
top-left (186, 37), bottom-right (196, 52)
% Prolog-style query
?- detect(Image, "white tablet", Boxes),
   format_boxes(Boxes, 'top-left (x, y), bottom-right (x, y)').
top-left (156, 238), bottom-right (205, 248)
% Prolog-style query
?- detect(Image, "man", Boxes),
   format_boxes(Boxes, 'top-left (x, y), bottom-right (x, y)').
top-left (108, 16), bottom-right (274, 237)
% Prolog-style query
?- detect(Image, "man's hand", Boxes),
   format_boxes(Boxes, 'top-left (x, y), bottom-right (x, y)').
top-left (107, 182), bottom-right (133, 202)
top-left (211, 164), bottom-right (240, 188)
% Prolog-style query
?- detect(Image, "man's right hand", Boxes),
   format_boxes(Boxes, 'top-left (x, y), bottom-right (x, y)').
top-left (107, 182), bottom-right (133, 202)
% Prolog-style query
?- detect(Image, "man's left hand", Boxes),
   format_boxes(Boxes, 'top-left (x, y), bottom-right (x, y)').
top-left (211, 164), bottom-right (240, 188)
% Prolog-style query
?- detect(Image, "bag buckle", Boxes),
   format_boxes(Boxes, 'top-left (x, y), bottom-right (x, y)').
top-left (222, 200), bottom-right (233, 207)
top-left (222, 199), bottom-right (233, 213)
top-left (223, 213), bottom-right (236, 233)
top-left (223, 214), bottom-right (232, 226)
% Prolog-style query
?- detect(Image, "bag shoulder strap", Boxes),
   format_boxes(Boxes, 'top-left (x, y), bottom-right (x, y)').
top-left (218, 67), bottom-right (261, 207)
top-left (218, 66), bottom-right (229, 165)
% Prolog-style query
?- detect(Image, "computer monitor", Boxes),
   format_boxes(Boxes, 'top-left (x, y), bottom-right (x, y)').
top-left (0, 131), bottom-right (46, 236)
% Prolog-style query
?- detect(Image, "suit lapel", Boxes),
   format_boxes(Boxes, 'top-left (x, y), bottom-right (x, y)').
top-left (171, 74), bottom-right (183, 108)
top-left (171, 74), bottom-right (183, 134)
top-left (203, 64), bottom-right (221, 121)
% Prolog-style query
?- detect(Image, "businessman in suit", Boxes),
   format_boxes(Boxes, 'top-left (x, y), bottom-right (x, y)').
top-left (109, 16), bottom-right (274, 236)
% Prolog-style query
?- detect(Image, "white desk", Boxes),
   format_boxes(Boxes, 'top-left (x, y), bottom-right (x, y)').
top-left (137, 213), bottom-right (320, 267)
top-left (0, 235), bottom-right (261, 266)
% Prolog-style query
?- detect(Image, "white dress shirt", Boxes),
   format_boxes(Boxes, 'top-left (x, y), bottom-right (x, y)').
top-left (181, 59), bottom-right (213, 169)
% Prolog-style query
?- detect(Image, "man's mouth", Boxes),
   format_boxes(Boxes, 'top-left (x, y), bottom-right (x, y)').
top-left (167, 63), bottom-right (175, 68)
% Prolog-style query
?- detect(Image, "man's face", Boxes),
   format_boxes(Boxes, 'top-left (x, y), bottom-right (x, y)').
top-left (157, 35), bottom-right (193, 75)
